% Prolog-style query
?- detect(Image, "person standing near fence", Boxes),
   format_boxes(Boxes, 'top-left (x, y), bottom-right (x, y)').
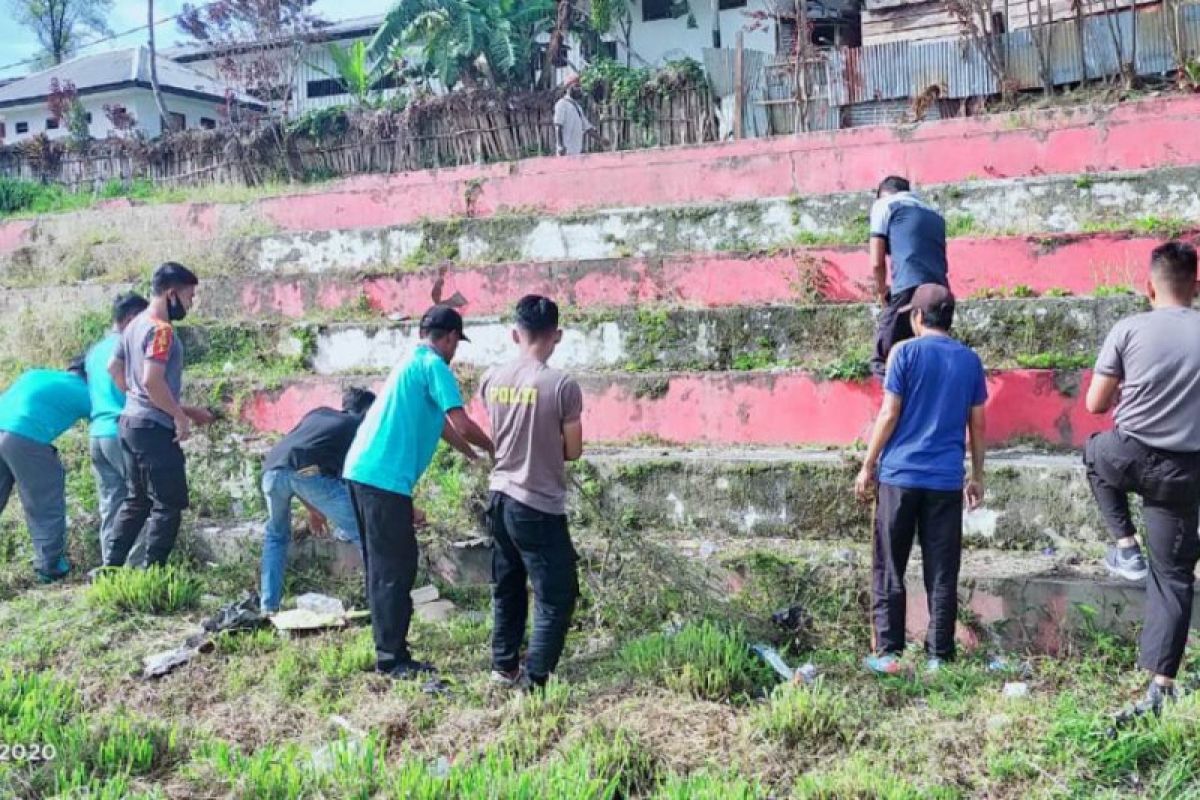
top-left (554, 76), bottom-right (594, 157)
top-left (86, 292), bottom-right (150, 568)
top-left (1083, 242), bottom-right (1200, 714)
top-left (868, 176), bottom-right (949, 380)
top-left (481, 295), bottom-right (584, 690)
top-left (854, 284), bottom-right (986, 674)
top-left (343, 305), bottom-right (494, 679)
top-left (105, 262), bottom-right (215, 568)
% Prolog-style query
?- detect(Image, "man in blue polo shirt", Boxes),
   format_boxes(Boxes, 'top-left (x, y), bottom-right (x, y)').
top-left (344, 305), bottom-right (494, 678)
top-left (86, 292), bottom-right (150, 567)
top-left (0, 360), bottom-right (92, 582)
top-left (868, 176), bottom-right (949, 379)
top-left (854, 284), bottom-right (987, 674)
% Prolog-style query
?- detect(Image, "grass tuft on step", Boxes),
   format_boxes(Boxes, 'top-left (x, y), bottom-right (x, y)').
top-left (617, 620), bottom-right (774, 701)
top-left (750, 679), bottom-right (855, 748)
top-left (88, 566), bottom-right (202, 615)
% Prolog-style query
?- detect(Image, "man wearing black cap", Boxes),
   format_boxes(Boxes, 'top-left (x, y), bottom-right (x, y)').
top-left (343, 305), bottom-right (495, 679)
top-left (853, 283), bottom-right (987, 675)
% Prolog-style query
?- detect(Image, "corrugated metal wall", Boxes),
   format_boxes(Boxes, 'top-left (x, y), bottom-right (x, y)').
top-left (769, 2), bottom-right (1200, 132)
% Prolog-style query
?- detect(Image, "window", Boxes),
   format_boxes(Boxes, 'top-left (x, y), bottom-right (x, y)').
top-left (46, 118), bottom-right (59, 130)
top-left (162, 111), bottom-right (185, 131)
top-left (16, 121), bottom-right (28, 134)
top-left (85, 112), bottom-right (93, 124)
top-left (305, 73), bottom-right (402, 99)
top-left (642, 0), bottom-right (672, 21)
top-left (719, 0), bottom-right (746, 8)
top-left (200, 117), bottom-right (217, 130)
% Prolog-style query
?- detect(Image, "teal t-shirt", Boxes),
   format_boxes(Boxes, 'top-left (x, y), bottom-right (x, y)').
top-left (343, 345), bottom-right (464, 496)
top-left (86, 333), bottom-right (125, 439)
top-left (0, 370), bottom-right (92, 445)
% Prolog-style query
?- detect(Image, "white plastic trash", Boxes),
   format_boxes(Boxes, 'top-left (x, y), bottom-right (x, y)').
top-left (1003, 682), bottom-right (1030, 699)
top-left (295, 593), bottom-right (347, 616)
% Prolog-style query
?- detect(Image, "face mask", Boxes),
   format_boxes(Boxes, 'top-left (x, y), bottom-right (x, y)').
top-left (167, 293), bottom-right (188, 321)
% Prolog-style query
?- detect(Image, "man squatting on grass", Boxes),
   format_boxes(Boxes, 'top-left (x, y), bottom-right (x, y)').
top-left (259, 387), bottom-right (376, 614)
top-left (481, 295), bottom-right (585, 689)
top-left (107, 262), bottom-right (216, 568)
top-left (854, 284), bottom-right (987, 674)
top-left (343, 306), bottom-right (494, 679)
top-left (869, 176), bottom-right (949, 380)
top-left (1083, 242), bottom-right (1200, 713)
top-left (86, 292), bottom-right (151, 568)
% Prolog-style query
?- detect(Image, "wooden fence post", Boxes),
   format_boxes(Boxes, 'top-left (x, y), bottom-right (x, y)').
top-left (734, 31), bottom-right (745, 140)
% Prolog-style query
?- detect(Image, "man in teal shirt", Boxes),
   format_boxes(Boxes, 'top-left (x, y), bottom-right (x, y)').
top-left (344, 305), bottom-right (494, 678)
top-left (0, 360), bottom-right (92, 582)
top-left (87, 293), bottom-right (150, 567)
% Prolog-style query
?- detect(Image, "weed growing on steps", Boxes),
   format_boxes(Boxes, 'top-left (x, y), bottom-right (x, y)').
top-left (1015, 352), bottom-right (1094, 369)
top-left (617, 621), bottom-right (774, 702)
top-left (87, 566), bottom-right (202, 615)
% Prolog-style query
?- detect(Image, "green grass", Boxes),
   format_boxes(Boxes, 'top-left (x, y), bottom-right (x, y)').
top-left (812, 348), bottom-right (872, 382)
top-left (1015, 352), bottom-right (1093, 369)
top-left (87, 565), bottom-right (202, 614)
top-left (617, 621), bottom-right (775, 701)
top-left (749, 680), bottom-right (854, 748)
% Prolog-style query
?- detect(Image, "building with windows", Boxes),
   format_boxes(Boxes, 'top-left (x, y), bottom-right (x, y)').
top-left (0, 47), bottom-right (266, 144)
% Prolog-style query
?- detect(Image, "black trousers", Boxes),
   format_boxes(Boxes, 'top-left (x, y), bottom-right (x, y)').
top-left (870, 287), bottom-right (917, 380)
top-left (349, 481), bottom-right (419, 670)
top-left (489, 492), bottom-right (579, 684)
top-left (1084, 430), bottom-right (1200, 677)
top-left (871, 482), bottom-right (963, 659)
top-left (107, 420), bottom-right (189, 567)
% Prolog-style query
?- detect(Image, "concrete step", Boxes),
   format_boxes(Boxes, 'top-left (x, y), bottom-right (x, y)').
top-left (154, 295), bottom-right (1135, 377)
top-left (4, 164), bottom-right (1200, 288)
top-left (212, 367), bottom-right (1105, 449)
top-left (3, 92), bottom-right (1198, 261)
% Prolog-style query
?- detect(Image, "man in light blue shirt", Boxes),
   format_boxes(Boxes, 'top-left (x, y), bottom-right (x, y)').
top-left (86, 292), bottom-right (149, 567)
top-left (0, 360), bottom-right (92, 582)
top-left (344, 305), bottom-right (494, 679)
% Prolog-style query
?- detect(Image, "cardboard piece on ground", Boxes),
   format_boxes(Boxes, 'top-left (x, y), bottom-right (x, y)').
top-left (415, 599), bottom-right (457, 624)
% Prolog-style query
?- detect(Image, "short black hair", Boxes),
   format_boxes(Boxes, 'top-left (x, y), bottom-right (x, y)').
top-left (1150, 242), bottom-right (1198, 295)
top-left (341, 387), bottom-right (376, 415)
top-left (877, 176), bottom-right (911, 198)
top-left (112, 291), bottom-right (149, 324)
top-left (67, 355), bottom-right (87, 380)
top-left (515, 294), bottom-right (560, 335)
top-left (151, 262), bottom-right (199, 296)
top-left (919, 304), bottom-right (955, 332)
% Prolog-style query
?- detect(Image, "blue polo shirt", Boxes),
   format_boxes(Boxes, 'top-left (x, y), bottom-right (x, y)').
top-left (0, 370), bottom-right (92, 445)
top-left (343, 346), bottom-right (464, 496)
top-left (869, 192), bottom-right (948, 295)
top-left (879, 336), bottom-right (987, 492)
top-left (85, 333), bottom-right (125, 439)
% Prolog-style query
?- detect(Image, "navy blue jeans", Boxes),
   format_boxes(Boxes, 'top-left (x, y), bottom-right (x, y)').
top-left (489, 492), bottom-right (579, 684)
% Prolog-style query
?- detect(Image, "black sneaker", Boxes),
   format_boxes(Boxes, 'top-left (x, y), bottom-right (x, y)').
top-left (1104, 545), bottom-right (1149, 582)
top-left (380, 659), bottom-right (437, 680)
top-left (1113, 681), bottom-right (1179, 729)
top-left (36, 556), bottom-right (70, 585)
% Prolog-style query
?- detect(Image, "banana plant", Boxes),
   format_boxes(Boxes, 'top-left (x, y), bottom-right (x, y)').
top-left (319, 40), bottom-right (392, 106)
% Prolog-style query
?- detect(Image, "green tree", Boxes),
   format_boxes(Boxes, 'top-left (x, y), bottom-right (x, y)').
top-left (11, 0), bottom-right (114, 65)
top-left (320, 41), bottom-right (392, 106)
top-left (369, 0), bottom-right (555, 91)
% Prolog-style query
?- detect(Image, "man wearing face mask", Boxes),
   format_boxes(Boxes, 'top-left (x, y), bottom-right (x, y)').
top-left (105, 262), bottom-right (215, 568)
top-left (553, 76), bottom-right (594, 157)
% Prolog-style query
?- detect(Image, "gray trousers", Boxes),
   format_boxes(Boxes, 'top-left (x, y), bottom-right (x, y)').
top-left (0, 431), bottom-right (67, 573)
top-left (90, 437), bottom-right (146, 568)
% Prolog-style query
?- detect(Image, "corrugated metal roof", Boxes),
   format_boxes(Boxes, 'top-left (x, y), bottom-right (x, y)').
top-left (0, 47), bottom-right (264, 108)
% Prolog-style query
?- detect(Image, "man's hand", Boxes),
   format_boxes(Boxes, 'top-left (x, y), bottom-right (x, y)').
top-left (185, 406), bottom-right (217, 426)
top-left (854, 462), bottom-right (877, 504)
top-left (413, 507), bottom-right (429, 528)
top-left (965, 479), bottom-right (985, 511)
top-left (307, 508), bottom-right (329, 538)
top-left (173, 414), bottom-right (192, 443)
top-left (877, 288), bottom-right (889, 307)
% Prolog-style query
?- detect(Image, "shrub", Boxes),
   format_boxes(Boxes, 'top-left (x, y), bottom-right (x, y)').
top-left (88, 566), bottom-right (202, 614)
top-left (616, 621), bottom-right (774, 701)
top-left (0, 178), bottom-right (46, 215)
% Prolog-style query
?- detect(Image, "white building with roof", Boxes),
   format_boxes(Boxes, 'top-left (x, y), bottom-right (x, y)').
top-left (0, 47), bottom-right (266, 144)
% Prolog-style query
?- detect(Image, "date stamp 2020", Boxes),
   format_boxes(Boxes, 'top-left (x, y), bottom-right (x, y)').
top-left (0, 743), bottom-right (57, 762)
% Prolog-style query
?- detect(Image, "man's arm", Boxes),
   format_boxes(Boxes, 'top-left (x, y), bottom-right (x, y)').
top-left (299, 498), bottom-right (329, 537)
top-left (142, 360), bottom-right (192, 442)
top-left (965, 404), bottom-right (986, 510)
top-left (869, 237), bottom-right (888, 306)
top-left (108, 355), bottom-right (128, 394)
top-left (446, 407), bottom-right (494, 459)
top-left (563, 419), bottom-right (583, 462)
top-left (1086, 374), bottom-right (1122, 414)
top-left (441, 417), bottom-right (480, 461)
top-left (854, 391), bottom-right (903, 502)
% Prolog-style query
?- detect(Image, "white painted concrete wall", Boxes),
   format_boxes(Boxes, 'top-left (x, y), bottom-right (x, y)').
top-left (619, 0), bottom-right (777, 67)
top-left (0, 89), bottom-right (224, 144)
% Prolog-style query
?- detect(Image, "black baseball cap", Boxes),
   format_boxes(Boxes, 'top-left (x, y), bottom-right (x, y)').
top-left (419, 305), bottom-right (470, 341)
top-left (899, 283), bottom-right (955, 316)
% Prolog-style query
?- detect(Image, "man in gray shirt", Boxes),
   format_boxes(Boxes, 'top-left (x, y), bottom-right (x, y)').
top-left (1084, 241), bottom-right (1200, 712)
top-left (868, 176), bottom-right (949, 379)
top-left (106, 262), bottom-right (214, 567)
top-left (481, 295), bottom-right (584, 689)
